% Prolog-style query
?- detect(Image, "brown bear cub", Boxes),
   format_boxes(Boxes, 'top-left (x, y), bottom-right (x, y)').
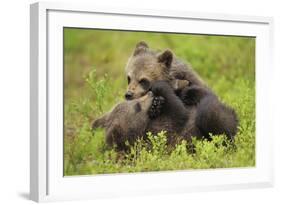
top-left (92, 81), bottom-right (238, 151)
top-left (91, 90), bottom-right (165, 151)
top-left (124, 41), bottom-right (238, 139)
top-left (124, 41), bottom-right (204, 100)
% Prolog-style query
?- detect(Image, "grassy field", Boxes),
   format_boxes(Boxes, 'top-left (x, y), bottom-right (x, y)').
top-left (63, 28), bottom-right (255, 176)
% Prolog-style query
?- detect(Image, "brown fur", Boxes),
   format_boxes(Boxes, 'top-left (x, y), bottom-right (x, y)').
top-left (92, 81), bottom-right (238, 151)
top-left (124, 41), bottom-right (203, 100)
top-left (124, 42), bottom-right (238, 141)
top-left (92, 92), bottom-right (154, 151)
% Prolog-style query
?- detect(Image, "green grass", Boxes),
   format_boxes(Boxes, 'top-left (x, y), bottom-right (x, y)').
top-left (63, 28), bottom-right (255, 176)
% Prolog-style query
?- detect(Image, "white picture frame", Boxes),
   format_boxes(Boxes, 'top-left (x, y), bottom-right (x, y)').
top-left (30, 2), bottom-right (274, 202)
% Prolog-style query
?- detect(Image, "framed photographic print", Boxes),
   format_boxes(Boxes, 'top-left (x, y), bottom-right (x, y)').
top-left (30, 2), bottom-right (274, 202)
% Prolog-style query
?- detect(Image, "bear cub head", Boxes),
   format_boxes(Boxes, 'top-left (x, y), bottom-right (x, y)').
top-left (125, 41), bottom-right (187, 100)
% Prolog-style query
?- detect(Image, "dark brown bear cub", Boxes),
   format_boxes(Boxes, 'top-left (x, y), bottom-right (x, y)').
top-left (91, 92), bottom-right (155, 151)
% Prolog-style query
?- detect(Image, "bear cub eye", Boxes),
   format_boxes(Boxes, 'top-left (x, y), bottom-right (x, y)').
top-left (134, 102), bottom-right (142, 113)
top-left (139, 78), bottom-right (150, 90)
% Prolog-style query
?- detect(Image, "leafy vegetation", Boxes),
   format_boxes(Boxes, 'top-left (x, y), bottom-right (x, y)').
top-left (63, 28), bottom-right (255, 176)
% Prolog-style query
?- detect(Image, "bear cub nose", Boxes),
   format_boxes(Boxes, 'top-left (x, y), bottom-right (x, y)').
top-left (125, 91), bottom-right (134, 100)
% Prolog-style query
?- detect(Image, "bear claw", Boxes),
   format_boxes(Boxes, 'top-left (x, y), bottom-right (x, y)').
top-left (148, 96), bottom-right (165, 119)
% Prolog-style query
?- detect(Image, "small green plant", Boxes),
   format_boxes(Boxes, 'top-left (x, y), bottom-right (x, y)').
top-left (85, 69), bottom-right (109, 114)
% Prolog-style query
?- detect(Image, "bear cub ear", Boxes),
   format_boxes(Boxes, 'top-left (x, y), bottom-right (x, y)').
top-left (158, 50), bottom-right (173, 68)
top-left (133, 41), bottom-right (149, 56)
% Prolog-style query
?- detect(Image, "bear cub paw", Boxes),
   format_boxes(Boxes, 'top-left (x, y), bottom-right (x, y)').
top-left (148, 96), bottom-right (165, 119)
